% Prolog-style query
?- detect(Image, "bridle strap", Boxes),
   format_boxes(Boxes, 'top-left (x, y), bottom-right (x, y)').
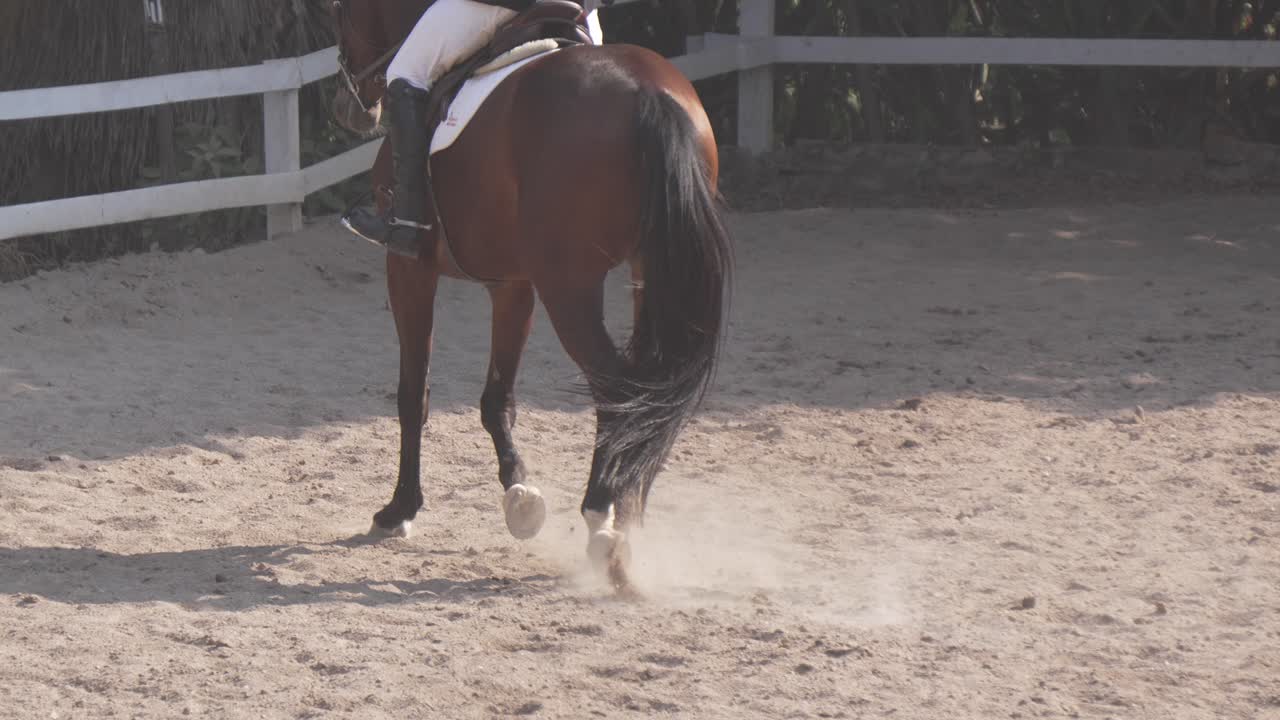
top-left (332, 0), bottom-right (403, 111)
top-left (346, 40), bottom-right (403, 87)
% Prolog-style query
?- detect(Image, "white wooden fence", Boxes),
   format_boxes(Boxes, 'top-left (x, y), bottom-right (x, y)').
top-left (2, 1), bottom-right (1279, 242)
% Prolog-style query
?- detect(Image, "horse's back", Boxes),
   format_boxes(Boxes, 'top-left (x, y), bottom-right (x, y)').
top-left (430, 44), bottom-right (714, 281)
top-left (515, 44), bottom-right (712, 152)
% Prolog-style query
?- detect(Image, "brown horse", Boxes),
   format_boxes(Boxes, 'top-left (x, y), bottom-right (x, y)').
top-left (328, 0), bottom-right (731, 595)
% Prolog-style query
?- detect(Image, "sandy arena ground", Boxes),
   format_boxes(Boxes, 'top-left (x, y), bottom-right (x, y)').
top-left (1, 198), bottom-right (1278, 719)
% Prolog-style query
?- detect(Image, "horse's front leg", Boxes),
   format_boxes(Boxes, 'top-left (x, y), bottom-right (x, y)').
top-left (371, 257), bottom-right (439, 538)
top-left (481, 281), bottom-right (546, 540)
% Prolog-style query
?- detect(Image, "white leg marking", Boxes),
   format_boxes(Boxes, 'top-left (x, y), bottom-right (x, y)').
top-left (584, 505), bottom-right (623, 570)
top-left (583, 505), bottom-right (615, 535)
top-left (503, 484), bottom-right (547, 540)
top-left (368, 520), bottom-right (412, 539)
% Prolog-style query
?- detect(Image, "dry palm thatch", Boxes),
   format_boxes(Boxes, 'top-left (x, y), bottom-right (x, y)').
top-left (0, 0), bottom-right (339, 277)
top-left (0, 2), bottom-right (152, 205)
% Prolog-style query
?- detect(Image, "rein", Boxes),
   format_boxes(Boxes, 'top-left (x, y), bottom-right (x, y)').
top-left (331, 0), bottom-right (495, 286)
top-left (332, 1), bottom-right (403, 113)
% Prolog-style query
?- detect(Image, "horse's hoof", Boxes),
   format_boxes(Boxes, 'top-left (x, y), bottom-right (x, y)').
top-left (587, 527), bottom-right (621, 568)
top-left (503, 484), bottom-right (547, 540)
top-left (614, 580), bottom-right (646, 602)
top-left (368, 520), bottom-right (412, 539)
top-left (588, 528), bottom-right (639, 597)
top-left (588, 527), bottom-right (632, 570)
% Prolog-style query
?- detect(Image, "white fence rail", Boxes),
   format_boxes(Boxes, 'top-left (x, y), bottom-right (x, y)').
top-left (3, 1), bottom-right (1279, 242)
top-left (0, 45), bottom-right (379, 243)
top-left (0, 48), bottom-right (340, 123)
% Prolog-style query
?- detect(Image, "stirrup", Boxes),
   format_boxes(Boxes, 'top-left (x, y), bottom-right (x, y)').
top-left (389, 217), bottom-right (433, 231)
top-left (340, 209), bottom-right (425, 259)
top-left (340, 213), bottom-right (391, 248)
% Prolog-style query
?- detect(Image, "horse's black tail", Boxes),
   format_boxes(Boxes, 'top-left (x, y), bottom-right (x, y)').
top-left (591, 89), bottom-right (733, 520)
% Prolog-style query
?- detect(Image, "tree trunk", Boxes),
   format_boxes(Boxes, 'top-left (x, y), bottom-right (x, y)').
top-left (146, 25), bottom-right (177, 182)
top-left (842, 0), bottom-right (884, 142)
top-left (1092, 68), bottom-right (1139, 146)
top-left (650, 0), bottom-right (694, 57)
top-left (915, 1), bottom-right (978, 145)
top-left (787, 0), bottom-right (835, 143)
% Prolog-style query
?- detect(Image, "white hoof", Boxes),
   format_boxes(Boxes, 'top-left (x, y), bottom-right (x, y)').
top-left (587, 527), bottom-right (625, 570)
top-left (583, 506), bottom-right (637, 594)
top-left (503, 484), bottom-right (547, 540)
top-left (583, 506), bottom-right (615, 535)
top-left (368, 520), bottom-right (412, 539)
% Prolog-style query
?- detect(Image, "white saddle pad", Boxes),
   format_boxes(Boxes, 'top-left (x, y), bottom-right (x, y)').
top-left (430, 47), bottom-right (557, 155)
top-left (429, 8), bottom-right (601, 154)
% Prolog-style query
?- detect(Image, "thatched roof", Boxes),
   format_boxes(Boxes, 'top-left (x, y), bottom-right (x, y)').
top-left (0, 2), bottom-right (151, 204)
top-left (0, 0), bottom-right (334, 203)
top-left (0, 0), bottom-right (333, 88)
top-left (0, 1), bottom-right (337, 276)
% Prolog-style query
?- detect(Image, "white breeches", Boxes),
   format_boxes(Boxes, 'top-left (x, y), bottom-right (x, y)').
top-left (387, 0), bottom-right (605, 91)
top-left (584, 5), bottom-right (604, 46)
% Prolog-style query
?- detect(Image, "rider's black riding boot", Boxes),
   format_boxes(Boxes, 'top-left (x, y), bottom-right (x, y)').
top-left (342, 79), bottom-right (436, 259)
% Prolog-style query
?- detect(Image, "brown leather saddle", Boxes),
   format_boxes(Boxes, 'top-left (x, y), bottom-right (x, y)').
top-left (411, 0), bottom-right (594, 256)
top-left (423, 0), bottom-right (592, 152)
top-left (489, 0), bottom-right (595, 54)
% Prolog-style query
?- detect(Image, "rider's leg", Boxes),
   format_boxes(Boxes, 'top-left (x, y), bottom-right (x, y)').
top-left (343, 0), bottom-right (518, 258)
top-left (386, 0), bottom-right (519, 91)
top-left (342, 78), bottom-right (432, 258)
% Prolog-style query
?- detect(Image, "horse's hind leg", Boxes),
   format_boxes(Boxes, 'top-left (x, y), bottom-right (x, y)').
top-left (371, 260), bottom-right (439, 538)
top-left (481, 281), bottom-right (546, 540)
top-left (538, 280), bottom-right (640, 596)
top-left (629, 257), bottom-right (644, 330)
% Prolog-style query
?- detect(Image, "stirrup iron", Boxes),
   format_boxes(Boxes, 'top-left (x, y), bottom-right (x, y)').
top-left (389, 217), bottom-right (433, 231)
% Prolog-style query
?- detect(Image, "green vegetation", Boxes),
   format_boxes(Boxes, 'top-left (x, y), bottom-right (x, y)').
top-left (2, 1), bottom-right (1277, 278)
top-left (606, 1), bottom-right (1280, 148)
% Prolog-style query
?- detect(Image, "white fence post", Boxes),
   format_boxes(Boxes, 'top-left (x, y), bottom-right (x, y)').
top-left (263, 76), bottom-right (302, 240)
top-left (738, 2), bottom-right (775, 154)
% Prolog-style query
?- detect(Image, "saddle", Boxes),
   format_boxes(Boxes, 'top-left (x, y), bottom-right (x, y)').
top-left (424, 0), bottom-right (591, 151)
top-left (410, 0), bottom-right (594, 237)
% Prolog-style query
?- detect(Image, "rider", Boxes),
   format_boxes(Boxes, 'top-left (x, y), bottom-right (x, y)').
top-left (343, 0), bottom-right (604, 259)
